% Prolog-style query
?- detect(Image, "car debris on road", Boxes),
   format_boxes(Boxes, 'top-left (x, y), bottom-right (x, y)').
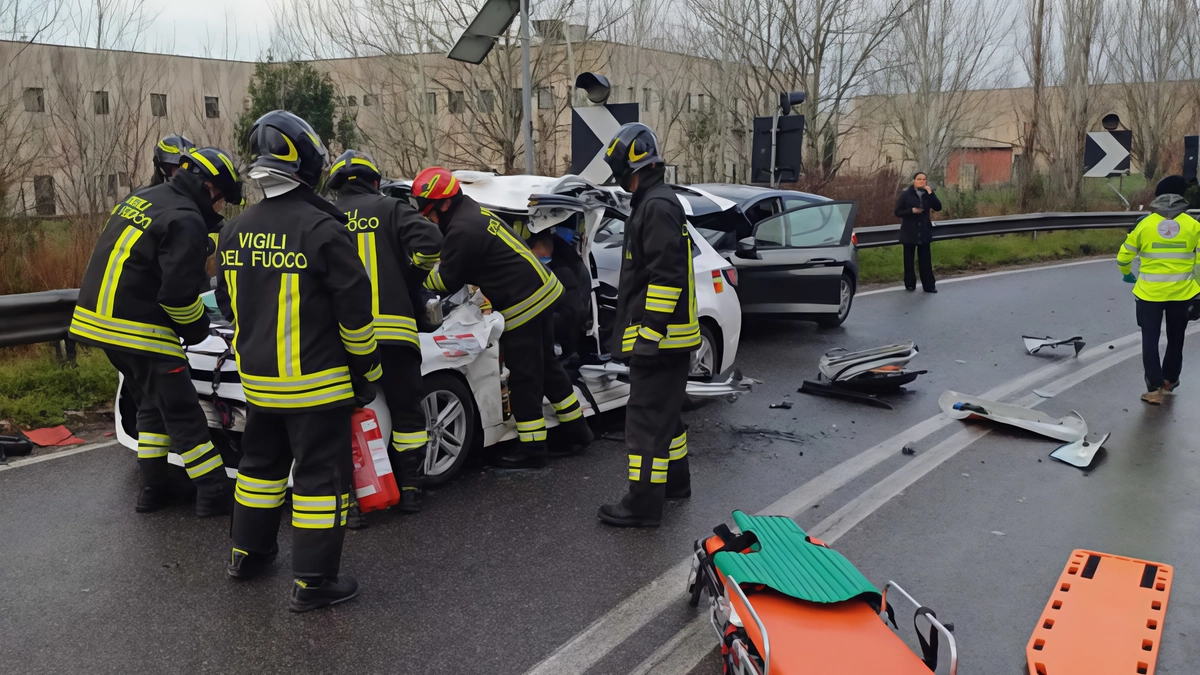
top-left (1022, 335), bottom-right (1085, 356)
top-left (799, 342), bottom-right (926, 409)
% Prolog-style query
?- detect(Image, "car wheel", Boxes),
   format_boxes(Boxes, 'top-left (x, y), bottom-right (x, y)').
top-left (818, 275), bottom-right (854, 328)
top-left (690, 323), bottom-right (721, 381)
top-left (421, 371), bottom-right (482, 485)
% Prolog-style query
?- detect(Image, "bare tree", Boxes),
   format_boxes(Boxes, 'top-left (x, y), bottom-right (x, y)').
top-left (869, 0), bottom-right (1009, 185)
top-left (1105, 0), bottom-right (1193, 182)
top-left (1016, 0), bottom-right (1049, 210)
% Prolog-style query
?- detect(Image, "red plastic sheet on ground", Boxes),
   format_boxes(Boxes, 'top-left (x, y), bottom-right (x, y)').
top-left (23, 425), bottom-right (86, 447)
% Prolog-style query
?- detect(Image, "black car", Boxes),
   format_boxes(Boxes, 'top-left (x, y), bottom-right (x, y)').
top-left (684, 183), bottom-right (858, 327)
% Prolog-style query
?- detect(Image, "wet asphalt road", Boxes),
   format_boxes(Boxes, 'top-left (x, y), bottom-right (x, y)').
top-left (3, 258), bottom-right (1199, 674)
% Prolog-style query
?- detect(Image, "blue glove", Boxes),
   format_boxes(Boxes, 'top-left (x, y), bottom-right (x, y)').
top-left (1122, 273), bottom-right (1137, 284)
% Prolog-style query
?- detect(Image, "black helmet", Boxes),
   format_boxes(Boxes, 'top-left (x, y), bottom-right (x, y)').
top-left (327, 150), bottom-right (382, 191)
top-left (245, 110), bottom-right (328, 187)
top-left (179, 147), bottom-right (244, 206)
top-left (603, 123), bottom-right (663, 185)
top-left (153, 134), bottom-right (195, 181)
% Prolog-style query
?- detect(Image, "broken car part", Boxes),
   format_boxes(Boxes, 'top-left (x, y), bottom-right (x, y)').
top-left (800, 380), bottom-right (894, 409)
top-left (939, 391), bottom-right (1087, 443)
top-left (1050, 432), bottom-right (1110, 469)
top-left (1023, 335), bottom-right (1085, 356)
top-left (818, 342), bottom-right (927, 392)
top-left (0, 435), bottom-right (33, 457)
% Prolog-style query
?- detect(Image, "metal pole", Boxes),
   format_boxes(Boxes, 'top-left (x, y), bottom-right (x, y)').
top-left (520, 0), bottom-right (534, 174)
top-left (769, 105), bottom-right (780, 189)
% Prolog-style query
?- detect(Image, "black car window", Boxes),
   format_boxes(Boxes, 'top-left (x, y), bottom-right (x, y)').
top-left (743, 197), bottom-right (783, 225)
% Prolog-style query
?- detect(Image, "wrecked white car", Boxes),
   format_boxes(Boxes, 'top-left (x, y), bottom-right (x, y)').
top-left (115, 173), bottom-right (750, 483)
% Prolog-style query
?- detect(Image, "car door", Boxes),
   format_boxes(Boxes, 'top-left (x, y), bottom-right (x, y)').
top-left (733, 201), bottom-right (857, 315)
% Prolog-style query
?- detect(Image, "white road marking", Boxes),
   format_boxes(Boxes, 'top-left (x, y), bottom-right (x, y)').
top-left (857, 257), bottom-right (1110, 297)
top-left (0, 440), bottom-right (118, 472)
top-left (626, 326), bottom-right (1196, 675)
top-left (524, 329), bottom-right (1143, 675)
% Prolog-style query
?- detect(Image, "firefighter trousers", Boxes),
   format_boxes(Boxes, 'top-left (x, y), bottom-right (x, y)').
top-left (231, 405), bottom-right (354, 580)
top-left (378, 344), bottom-right (428, 491)
top-left (499, 312), bottom-right (582, 455)
top-left (625, 352), bottom-right (691, 496)
top-left (106, 349), bottom-right (225, 489)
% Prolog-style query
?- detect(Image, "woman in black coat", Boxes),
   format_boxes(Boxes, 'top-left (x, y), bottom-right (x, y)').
top-left (894, 172), bottom-right (942, 292)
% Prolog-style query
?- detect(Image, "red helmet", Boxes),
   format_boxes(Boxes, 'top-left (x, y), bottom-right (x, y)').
top-left (410, 167), bottom-right (461, 215)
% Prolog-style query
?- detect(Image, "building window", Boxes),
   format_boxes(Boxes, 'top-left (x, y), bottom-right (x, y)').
top-left (118, 172), bottom-right (130, 187)
top-left (536, 87), bottom-right (554, 110)
top-left (94, 90), bottom-right (109, 115)
top-left (422, 92), bottom-right (437, 114)
top-left (150, 93), bottom-right (167, 117)
top-left (105, 174), bottom-right (117, 200)
top-left (478, 89), bottom-right (494, 114)
top-left (449, 90), bottom-right (465, 114)
top-left (363, 93), bottom-right (377, 107)
top-left (642, 88), bottom-right (652, 112)
top-left (204, 96), bottom-right (220, 118)
top-left (23, 87), bottom-right (44, 113)
top-left (686, 92), bottom-right (695, 112)
top-left (346, 95), bottom-right (357, 107)
top-left (511, 88), bottom-right (523, 115)
top-left (627, 87), bottom-right (634, 103)
top-left (34, 175), bottom-right (56, 216)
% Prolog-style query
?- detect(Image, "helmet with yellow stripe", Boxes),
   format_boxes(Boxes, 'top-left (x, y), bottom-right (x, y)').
top-left (153, 134), bottom-right (195, 183)
top-left (180, 147), bottom-right (244, 206)
top-left (245, 110), bottom-right (328, 188)
top-left (327, 150), bottom-right (382, 191)
top-left (603, 123), bottom-right (662, 188)
top-left (409, 166), bottom-right (461, 216)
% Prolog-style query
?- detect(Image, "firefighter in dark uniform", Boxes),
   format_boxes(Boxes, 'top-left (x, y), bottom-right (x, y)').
top-left (329, 150), bottom-right (442, 512)
top-left (217, 111), bottom-right (380, 612)
top-left (69, 147), bottom-right (242, 516)
top-left (598, 123), bottom-right (697, 528)
top-left (150, 134), bottom-right (195, 185)
top-left (413, 167), bottom-right (594, 468)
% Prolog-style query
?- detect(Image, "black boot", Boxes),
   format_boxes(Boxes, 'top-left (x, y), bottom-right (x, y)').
top-left (345, 502), bottom-right (368, 530)
top-left (397, 489), bottom-right (423, 514)
top-left (548, 418), bottom-right (595, 457)
top-left (227, 544), bottom-right (279, 580)
top-left (493, 441), bottom-right (548, 469)
top-left (598, 485), bottom-right (665, 528)
top-left (135, 485), bottom-right (172, 513)
top-left (289, 575), bottom-right (359, 613)
top-left (195, 477), bottom-right (234, 517)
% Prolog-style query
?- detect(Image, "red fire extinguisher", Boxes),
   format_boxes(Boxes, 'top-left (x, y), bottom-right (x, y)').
top-left (350, 407), bottom-right (400, 513)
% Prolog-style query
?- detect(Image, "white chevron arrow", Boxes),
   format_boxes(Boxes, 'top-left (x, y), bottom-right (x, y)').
top-left (1084, 131), bottom-right (1130, 178)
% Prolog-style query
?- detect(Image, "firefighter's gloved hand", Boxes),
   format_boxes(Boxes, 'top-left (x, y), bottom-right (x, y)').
top-left (1123, 273), bottom-right (1137, 284)
top-left (351, 373), bottom-right (377, 407)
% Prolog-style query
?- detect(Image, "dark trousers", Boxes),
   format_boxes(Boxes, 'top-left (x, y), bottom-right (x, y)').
top-left (903, 243), bottom-right (936, 291)
top-left (1136, 299), bottom-right (1190, 391)
top-left (625, 352), bottom-right (691, 496)
top-left (378, 345), bottom-right (428, 491)
top-left (106, 349), bottom-right (224, 489)
top-left (231, 405), bottom-right (353, 580)
top-left (500, 312), bottom-right (580, 454)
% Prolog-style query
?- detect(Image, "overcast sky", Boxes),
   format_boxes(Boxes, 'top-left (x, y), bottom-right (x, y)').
top-left (145, 0), bottom-right (276, 60)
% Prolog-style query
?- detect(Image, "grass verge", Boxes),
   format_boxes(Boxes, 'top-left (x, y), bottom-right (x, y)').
top-left (0, 345), bottom-right (118, 429)
top-left (857, 229), bottom-right (1127, 285)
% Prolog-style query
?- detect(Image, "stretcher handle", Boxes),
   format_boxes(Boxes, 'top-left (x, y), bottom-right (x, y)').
top-left (725, 575), bottom-right (769, 675)
top-left (881, 581), bottom-right (958, 675)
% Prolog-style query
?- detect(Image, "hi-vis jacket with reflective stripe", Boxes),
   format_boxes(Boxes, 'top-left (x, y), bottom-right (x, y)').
top-left (613, 169), bottom-right (699, 358)
top-left (70, 170), bottom-right (220, 359)
top-left (1117, 195), bottom-right (1200, 302)
top-left (423, 195), bottom-right (562, 332)
top-left (334, 181), bottom-right (442, 350)
top-left (215, 187), bottom-right (381, 412)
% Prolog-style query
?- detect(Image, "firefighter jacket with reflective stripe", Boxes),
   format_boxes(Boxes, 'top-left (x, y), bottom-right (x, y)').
top-left (334, 182), bottom-right (442, 349)
top-left (613, 169), bottom-right (699, 357)
top-left (215, 187), bottom-right (381, 412)
top-left (70, 170), bottom-right (220, 359)
top-left (423, 195), bottom-right (562, 332)
top-left (1117, 199), bottom-right (1200, 302)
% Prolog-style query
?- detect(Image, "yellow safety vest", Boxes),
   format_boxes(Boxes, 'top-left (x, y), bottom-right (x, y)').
top-left (1117, 212), bottom-right (1200, 302)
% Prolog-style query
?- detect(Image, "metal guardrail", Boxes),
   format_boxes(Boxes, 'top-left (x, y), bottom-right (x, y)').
top-left (0, 210), bottom-right (1166, 348)
top-left (0, 289), bottom-right (79, 348)
top-left (853, 211), bottom-right (1145, 248)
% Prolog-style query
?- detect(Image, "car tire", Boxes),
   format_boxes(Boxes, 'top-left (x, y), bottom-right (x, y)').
top-left (690, 322), bottom-right (721, 382)
top-left (421, 371), bottom-right (482, 486)
top-left (817, 275), bottom-right (854, 328)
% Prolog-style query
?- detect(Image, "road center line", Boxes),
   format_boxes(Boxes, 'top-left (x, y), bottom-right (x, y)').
top-left (524, 329), bottom-right (1144, 675)
top-left (629, 326), bottom-right (1194, 675)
